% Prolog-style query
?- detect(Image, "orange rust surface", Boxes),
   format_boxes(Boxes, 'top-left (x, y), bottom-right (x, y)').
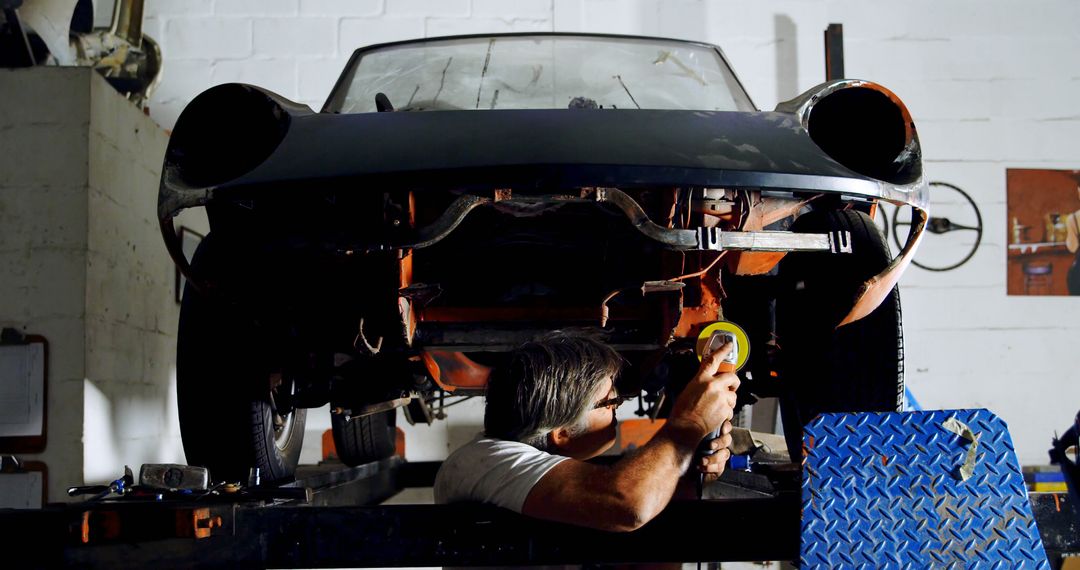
top-left (839, 207), bottom-right (927, 328)
top-left (407, 190), bottom-right (416, 226)
top-left (673, 277), bottom-right (723, 338)
top-left (422, 350), bottom-right (492, 391)
top-left (419, 350), bottom-right (446, 390)
top-left (398, 250), bottom-right (413, 289)
top-left (395, 427), bottom-right (406, 458)
top-left (619, 418), bottom-right (666, 451)
top-left (322, 429), bottom-right (337, 461)
top-left (725, 251), bottom-right (787, 276)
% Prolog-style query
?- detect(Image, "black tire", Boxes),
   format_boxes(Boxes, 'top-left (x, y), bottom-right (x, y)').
top-left (177, 235), bottom-right (306, 484)
top-left (331, 410), bottom-right (397, 466)
top-left (776, 210), bottom-right (904, 453)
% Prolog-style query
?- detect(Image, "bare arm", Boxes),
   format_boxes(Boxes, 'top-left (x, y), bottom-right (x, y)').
top-left (521, 347), bottom-right (740, 532)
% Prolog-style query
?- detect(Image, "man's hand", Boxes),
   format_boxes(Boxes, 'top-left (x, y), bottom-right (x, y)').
top-left (667, 343), bottom-right (741, 443)
top-left (523, 342), bottom-right (742, 531)
top-left (697, 420), bottom-right (733, 482)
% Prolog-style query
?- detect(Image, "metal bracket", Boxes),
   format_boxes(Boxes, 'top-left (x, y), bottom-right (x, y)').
top-left (696, 227), bottom-right (852, 253)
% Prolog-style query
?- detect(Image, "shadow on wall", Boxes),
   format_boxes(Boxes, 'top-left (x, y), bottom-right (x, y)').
top-left (774, 14), bottom-right (799, 104)
top-left (635, 0), bottom-right (708, 42)
top-left (83, 377), bottom-right (185, 484)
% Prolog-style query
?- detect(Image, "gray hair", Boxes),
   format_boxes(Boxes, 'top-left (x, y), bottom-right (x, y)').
top-left (484, 332), bottom-right (623, 451)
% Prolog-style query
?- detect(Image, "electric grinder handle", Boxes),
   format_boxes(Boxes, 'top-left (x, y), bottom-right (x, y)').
top-left (696, 331), bottom-right (739, 497)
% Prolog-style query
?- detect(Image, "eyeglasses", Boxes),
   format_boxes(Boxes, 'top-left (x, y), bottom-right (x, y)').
top-left (594, 389), bottom-right (635, 410)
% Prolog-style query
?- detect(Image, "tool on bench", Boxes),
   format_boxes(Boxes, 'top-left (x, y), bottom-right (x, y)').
top-left (695, 322), bottom-right (749, 498)
top-left (140, 463), bottom-right (210, 491)
top-left (67, 466), bottom-right (135, 501)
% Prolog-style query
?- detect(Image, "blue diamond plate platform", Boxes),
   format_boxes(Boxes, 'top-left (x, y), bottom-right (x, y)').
top-left (801, 409), bottom-right (1049, 569)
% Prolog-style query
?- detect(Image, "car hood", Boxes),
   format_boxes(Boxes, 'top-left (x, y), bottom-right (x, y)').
top-left (218, 108), bottom-right (890, 195)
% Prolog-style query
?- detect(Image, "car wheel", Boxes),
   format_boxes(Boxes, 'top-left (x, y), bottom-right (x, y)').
top-left (176, 235), bottom-right (306, 484)
top-left (331, 410), bottom-right (397, 466)
top-left (776, 210), bottom-right (904, 457)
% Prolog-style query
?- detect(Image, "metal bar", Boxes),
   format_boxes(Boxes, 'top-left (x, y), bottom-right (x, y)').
top-left (333, 188), bottom-right (851, 254)
top-left (289, 457), bottom-right (405, 507)
top-left (700, 228), bottom-right (851, 253)
top-left (824, 23), bottom-right (844, 81)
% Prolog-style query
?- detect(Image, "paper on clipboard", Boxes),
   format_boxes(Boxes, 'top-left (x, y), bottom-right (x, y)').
top-left (0, 344), bottom-right (45, 438)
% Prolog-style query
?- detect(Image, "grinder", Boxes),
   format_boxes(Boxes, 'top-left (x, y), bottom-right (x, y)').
top-left (695, 321), bottom-right (749, 497)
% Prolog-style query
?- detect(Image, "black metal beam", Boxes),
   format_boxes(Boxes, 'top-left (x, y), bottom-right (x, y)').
top-left (824, 23), bottom-right (844, 81)
top-left (3, 495), bottom-right (801, 569)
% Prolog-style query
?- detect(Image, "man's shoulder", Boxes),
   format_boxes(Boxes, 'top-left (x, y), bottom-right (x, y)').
top-left (434, 435), bottom-right (569, 511)
top-left (444, 435), bottom-right (547, 466)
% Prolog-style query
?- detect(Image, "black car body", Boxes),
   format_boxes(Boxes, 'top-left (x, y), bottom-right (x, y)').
top-left (159, 34), bottom-right (929, 482)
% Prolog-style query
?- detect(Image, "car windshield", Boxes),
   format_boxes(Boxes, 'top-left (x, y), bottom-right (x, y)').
top-left (326, 35), bottom-right (755, 113)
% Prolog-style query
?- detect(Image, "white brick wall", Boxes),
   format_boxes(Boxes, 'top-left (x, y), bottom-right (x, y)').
top-left (85, 0), bottom-right (1080, 465)
top-left (1, 68), bottom-right (210, 500)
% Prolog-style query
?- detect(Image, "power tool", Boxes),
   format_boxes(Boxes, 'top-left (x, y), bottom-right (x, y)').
top-left (695, 322), bottom-right (749, 497)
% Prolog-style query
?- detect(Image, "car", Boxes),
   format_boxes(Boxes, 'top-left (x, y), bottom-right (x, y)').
top-left (157, 33), bottom-right (929, 483)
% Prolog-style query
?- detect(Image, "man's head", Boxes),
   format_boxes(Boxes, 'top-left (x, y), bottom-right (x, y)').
top-left (484, 332), bottom-right (623, 457)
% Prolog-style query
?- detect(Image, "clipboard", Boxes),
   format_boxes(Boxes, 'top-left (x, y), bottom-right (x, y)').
top-left (0, 334), bottom-right (48, 453)
top-left (0, 458), bottom-right (47, 509)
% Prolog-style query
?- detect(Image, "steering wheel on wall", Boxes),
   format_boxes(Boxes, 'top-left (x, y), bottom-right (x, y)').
top-left (889, 181), bottom-right (984, 272)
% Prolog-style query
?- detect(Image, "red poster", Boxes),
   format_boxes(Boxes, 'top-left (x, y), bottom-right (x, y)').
top-left (1006, 169), bottom-right (1080, 296)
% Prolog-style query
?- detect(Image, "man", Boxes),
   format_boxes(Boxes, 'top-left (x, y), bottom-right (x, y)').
top-left (434, 333), bottom-right (739, 532)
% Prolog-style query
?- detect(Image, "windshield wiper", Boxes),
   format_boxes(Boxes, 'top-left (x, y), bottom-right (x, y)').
top-left (475, 38), bottom-right (495, 109)
top-left (614, 75), bottom-right (641, 109)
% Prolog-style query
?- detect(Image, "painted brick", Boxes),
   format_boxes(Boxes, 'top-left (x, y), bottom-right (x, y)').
top-left (425, 17), bottom-right (551, 37)
top-left (215, 0), bottom-right (299, 16)
top-left (473, 0), bottom-right (551, 19)
top-left (552, 0), bottom-right (584, 31)
top-left (300, 0), bottom-right (383, 17)
top-left (253, 18), bottom-right (337, 57)
top-left (145, 0), bottom-right (212, 17)
top-left (915, 119), bottom-right (1002, 162)
top-left (141, 17), bottom-right (166, 48)
top-left (577, 0), bottom-right (643, 35)
top-left (166, 18), bottom-right (252, 59)
top-left (147, 99), bottom-right (187, 131)
top-left (988, 78), bottom-right (1080, 121)
top-left (298, 58), bottom-right (350, 102)
top-left (998, 118), bottom-right (1080, 163)
top-left (151, 59), bottom-right (213, 104)
top-left (212, 59), bottom-right (300, 99)
top-left (339, 16), bottom-right (424, 52)
top-left (384, 0), bottom-right (469, 18)
top-left (881, 79), bottom-right (993, 122)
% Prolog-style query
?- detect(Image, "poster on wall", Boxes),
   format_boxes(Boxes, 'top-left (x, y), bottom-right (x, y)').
top-left (1006, 168), bottom-right (1080, 296)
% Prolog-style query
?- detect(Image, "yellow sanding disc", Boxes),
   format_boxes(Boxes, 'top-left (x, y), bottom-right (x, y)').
top-left (695, 321), bottom-right (750, 371)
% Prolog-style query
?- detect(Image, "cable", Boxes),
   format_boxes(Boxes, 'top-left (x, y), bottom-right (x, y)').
top-left (665, 251), bottom-right (725, 282)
